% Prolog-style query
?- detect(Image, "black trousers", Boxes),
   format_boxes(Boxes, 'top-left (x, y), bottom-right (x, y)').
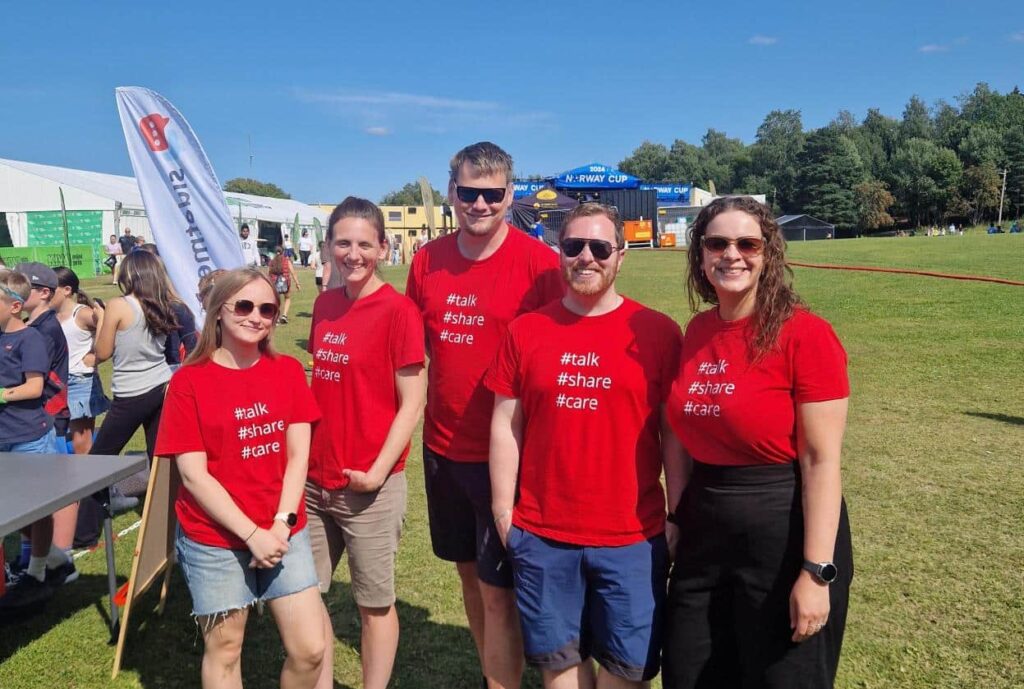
top-left (299, 250), bottom-right (310, 267)
top-left (73, 384), bottom-right (166, 548)
top-left (663, 461), bottom-right (853, 689)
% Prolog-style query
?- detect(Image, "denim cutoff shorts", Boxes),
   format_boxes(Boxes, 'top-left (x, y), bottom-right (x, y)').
top-left (67, 373), bottom-right (110, 420)
top-left (175, 525), bottom-right (319, 618)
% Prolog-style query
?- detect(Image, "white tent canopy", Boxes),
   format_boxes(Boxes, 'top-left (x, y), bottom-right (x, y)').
top-left (0, 157), bottom-right (328, 246)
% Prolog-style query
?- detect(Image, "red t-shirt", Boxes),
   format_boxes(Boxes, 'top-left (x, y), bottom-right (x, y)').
top-left (406, 227), bottom-right (563, 462)
top-left (155, 354), bottom-right (321, 549)
top-left (484, 297), bottom-right (682, 546)
top-left (307, 284), bottom-right (425, 489)
top-left (666, 308), bottom-right (849, 466)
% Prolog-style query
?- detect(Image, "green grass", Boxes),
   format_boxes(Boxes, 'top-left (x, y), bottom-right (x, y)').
top-left (2, 233), bottom-right (1023, 688)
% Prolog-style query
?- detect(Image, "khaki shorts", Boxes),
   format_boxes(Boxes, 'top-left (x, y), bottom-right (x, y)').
top-left (304, 471), bottom-right (407, 608)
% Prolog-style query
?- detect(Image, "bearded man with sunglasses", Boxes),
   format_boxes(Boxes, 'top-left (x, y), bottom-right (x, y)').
top-left (485, 203), bottom-right (682, 688)
top-left (406, 141), bottom-right (563, 689)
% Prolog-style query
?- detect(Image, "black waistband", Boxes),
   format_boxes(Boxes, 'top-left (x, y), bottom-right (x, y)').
top-left (690, 459), bottom-right (800, 487)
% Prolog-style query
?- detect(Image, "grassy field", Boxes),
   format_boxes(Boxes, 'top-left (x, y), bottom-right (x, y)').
top-left (2, 232), bottom-right (1022, 688)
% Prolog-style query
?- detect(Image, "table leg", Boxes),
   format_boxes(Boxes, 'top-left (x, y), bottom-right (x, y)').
top-left (102, 491), bottom-right (119, 640)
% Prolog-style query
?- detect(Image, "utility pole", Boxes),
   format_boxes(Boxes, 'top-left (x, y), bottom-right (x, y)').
top-left (998, 168), bottom-right (1007, 225)
top-left (248, 135), bottom-right (254, 170)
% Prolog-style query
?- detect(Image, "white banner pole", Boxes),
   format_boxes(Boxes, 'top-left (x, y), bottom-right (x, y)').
top-left (115, 86), bottom-right (244, 324)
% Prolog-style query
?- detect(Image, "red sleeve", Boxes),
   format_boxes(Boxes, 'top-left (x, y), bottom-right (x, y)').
top-left (307, 294), bottom-right (321, 355)
top-left (521, 248), bottom-right (565, 313)
top-left (791, 314), bottom-right (849, 403)
top-left (154, 371), bottom-right (204, 457)
top-left (390, 298), bottom-right (426, 370)
top-left (286, 357), bottom-right (321, 424)
top-left (661, 321), bottom-right (684, 403)
top-left (483, 323), bottom-right (522, 399)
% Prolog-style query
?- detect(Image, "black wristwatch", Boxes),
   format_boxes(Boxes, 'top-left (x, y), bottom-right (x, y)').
top-left (274, 512), bottom-right (298, 527)
top-left (802, 560), bottom-right (838, 584)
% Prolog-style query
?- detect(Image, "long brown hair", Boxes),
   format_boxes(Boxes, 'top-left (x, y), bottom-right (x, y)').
top-left (185, 268), bottom-right (278, 366)
top-left (116, 251), bottom-right (179, 337)
top-left (269, 246), bottom-right (285, 275)
top-left (686, 196), bottom-right (802, 357)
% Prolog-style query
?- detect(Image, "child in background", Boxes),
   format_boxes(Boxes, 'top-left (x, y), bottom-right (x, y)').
top-left (51, 267), bottom-right (112, 556)
top-left (15, 262), bottom-right (69, 441)
top-left (10, 263), bottom-right (75, 590)
top-left (0, 270), bottom-right (61, 611)
top-left (54, 267), bottom-right (109, 454)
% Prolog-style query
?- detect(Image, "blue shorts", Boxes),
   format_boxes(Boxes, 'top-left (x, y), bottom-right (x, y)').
top-left (0, 426), bottom-right (57, 453)
top-left (506, 526), bottom-right (668, 682)
top-left (175, 525), bottom-right (319, 618)
top-left (67, 373), bottom-right (110, 420)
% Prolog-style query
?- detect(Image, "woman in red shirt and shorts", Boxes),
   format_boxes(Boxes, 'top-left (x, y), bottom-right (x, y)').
top-left (155, 268), bottom-right (326, 689)
top-left (305, 197), bottom-right (426, 689)
top-left (662, 197), bottom-right (853, 688)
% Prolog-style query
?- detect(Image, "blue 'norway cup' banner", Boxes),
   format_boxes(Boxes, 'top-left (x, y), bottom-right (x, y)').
top-left (115, 86), bottom-right (244, 324)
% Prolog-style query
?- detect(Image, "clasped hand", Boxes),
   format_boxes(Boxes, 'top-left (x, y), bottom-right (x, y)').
top-left (247, 522), bottom-right (290, 569)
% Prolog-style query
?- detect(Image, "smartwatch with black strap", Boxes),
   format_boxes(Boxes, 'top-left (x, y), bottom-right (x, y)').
top-left (802, 560), bottom-right (838, 584)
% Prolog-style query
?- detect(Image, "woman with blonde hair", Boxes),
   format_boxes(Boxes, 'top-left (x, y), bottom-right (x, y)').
top-left (156, 268), bottom-right (326, 688)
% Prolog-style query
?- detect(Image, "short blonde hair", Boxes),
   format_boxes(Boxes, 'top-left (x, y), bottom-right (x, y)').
top-left (0, 269), bottom-right (31, 303)
top-left (449, 142), bottom-right (514, 185)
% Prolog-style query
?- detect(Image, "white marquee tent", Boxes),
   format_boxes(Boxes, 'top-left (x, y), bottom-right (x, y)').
top-left (0, 157), bottom-right (328, 248)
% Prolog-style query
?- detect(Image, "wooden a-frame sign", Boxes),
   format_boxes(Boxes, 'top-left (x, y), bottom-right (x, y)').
top-left (111, 455), bottom-right (180, 678)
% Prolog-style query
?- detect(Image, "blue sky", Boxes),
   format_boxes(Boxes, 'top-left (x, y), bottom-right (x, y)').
top-left (2, 0), bottom-right (1022, 203)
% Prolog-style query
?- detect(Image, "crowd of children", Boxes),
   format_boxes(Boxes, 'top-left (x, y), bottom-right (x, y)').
top-left (0, 250), bottom-right (201, 611)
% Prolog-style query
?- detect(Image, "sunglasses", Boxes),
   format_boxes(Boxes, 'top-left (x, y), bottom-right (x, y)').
top-left (559, 238), bottom-right (620, 261)
top-left (224, 299), bottom-right (279, 320)
top-left (701, 236), bottom-right (765, 256)
top-left (455, 185), bottom-right (507, 204)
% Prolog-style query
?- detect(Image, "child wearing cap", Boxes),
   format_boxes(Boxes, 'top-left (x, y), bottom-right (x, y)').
top-left (0, 270), bottom-right (61, 612)
top-left (14, 262), bottom-right (70, 435)
top-left (10, 263), bottom-right (75, 589)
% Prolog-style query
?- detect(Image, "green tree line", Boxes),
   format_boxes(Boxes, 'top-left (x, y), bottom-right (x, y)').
top-left (618, 83), bottom-right (1024, 233)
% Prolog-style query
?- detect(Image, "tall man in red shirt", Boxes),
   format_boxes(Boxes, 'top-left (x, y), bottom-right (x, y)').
top-left (486, 203), bottom-right (682, 688)
top-left (407, 142), bottom-right (562, 689)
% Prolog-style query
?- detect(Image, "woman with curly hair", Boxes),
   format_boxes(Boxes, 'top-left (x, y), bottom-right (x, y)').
top-left (661, 196), bottom-right (853, 688)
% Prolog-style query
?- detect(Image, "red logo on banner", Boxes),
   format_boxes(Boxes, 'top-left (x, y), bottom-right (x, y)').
top-left (139, 114), bottom-right (170, 152)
